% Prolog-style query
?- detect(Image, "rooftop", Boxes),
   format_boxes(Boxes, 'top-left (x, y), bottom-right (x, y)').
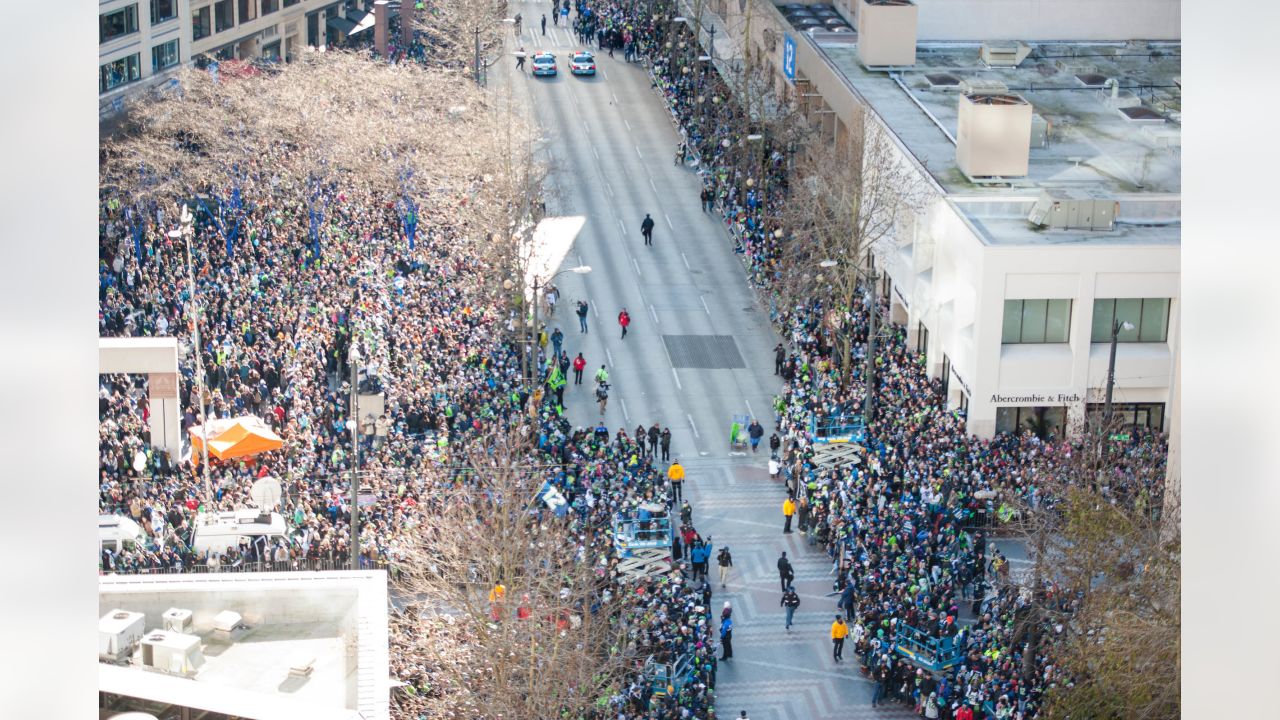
top-left (952, 195), bottom-right (1180, 247)
top-left (99, 571), bottom-right (388, 720)
top-left (816, 39), bottom-right (1182, 196)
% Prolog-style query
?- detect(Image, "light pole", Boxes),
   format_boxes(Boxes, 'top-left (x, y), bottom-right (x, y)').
top-left (347, 340), bottom-right (362, 571)
top-left (1103, 319), bottom-right (1136, 427)
top-left (820, 258), bottom-right (881, 431)
top-left (530, 265), bottom-right (592, 387)
top-left (173, 206), bottom-right (211, 507)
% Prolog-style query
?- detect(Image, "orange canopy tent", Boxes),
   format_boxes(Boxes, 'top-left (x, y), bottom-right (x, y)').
top-left (189, 416), bottom-right (284, 463)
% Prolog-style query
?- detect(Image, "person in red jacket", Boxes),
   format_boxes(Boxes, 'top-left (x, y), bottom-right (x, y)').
top-left (953, 702), bottom-right (975, 720)
top-left (618, 308), bottom-right (631, 339)
top-left (572, 353), bottom-right (586, 385)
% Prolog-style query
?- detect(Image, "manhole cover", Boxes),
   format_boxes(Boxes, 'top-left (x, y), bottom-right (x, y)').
top-left (662, 335), bottom-right (746, 369)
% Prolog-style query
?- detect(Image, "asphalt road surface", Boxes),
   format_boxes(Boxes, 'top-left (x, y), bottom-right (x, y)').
top-left (492, 9), bottom-right (919, 717)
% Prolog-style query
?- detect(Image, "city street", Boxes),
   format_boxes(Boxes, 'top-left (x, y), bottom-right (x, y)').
top-left (495, 8), bottom-right (917, 717)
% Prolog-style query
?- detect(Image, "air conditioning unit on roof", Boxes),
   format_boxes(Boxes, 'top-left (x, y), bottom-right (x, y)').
top-left (99, 610), bottom-right (146, 662)
top-left (959, 78), bottom-right (1008, 95)
top-left (980, 41), bottom-right (1031, 68)
top-left (857, 0), bottom-right (918, 68)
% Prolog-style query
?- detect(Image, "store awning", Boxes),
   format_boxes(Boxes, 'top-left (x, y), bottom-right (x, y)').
top-left (346, 7), bottom-right (375, 35)
top-left (326, 16), bottom-right (358, 35)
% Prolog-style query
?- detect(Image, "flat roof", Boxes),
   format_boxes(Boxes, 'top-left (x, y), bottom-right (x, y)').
top-left (951, 195), bottom-right (1180, 247)
top-left (99, 571), bottom-right (388, 720)
top-left (816, 40), bottom-right (1181, 196)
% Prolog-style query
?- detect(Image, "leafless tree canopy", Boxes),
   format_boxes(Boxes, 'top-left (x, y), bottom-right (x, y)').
top-left (101, 51), bottom-right (532, 243)
top-left (392, 423), bottom-right (631, 719)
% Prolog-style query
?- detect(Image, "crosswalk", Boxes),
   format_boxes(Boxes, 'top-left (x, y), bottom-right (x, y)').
top-left (511, 24), bottom-right (595, 52)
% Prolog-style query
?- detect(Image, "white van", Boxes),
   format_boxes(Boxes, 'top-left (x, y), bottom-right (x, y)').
top-left (99, 515), bottom-right (148, 553)
top-left (191, 509), bottom-right (290, 556)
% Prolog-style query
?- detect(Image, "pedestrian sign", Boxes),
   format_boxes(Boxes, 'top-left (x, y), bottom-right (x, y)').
top-left (782, 34), bottom-right (796, 82)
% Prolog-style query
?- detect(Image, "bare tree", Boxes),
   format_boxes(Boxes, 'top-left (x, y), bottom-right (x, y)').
top-left (775, 105), bottom-right (930, 380)
top-left (1006, 416), bottom-right (1178, 719)
top-left (412, 0), bottom-right (510, 74)
top-left (392, 422), bottom-right (632, 719)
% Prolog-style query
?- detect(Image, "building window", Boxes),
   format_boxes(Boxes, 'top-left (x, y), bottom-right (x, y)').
top-left (238, 0), bottom-right (257, 22)
top-left (100, 54), bottom-right (142, 94)
top-left (1002, 299), bottom-right (1072, 344)
top-left (263, 0), bottom-right (280, 14)
top-left (215, 0), bottom-right (235, 32)
top-left (1091, 298), bottom-right (1170, 343)
top-left (1086, 402), bottom-right (1165, 432)
top-left (151, 0), bottom-right (178, 24)
top-left (916, 322), bottom-right (929, 361)
top-left (100, 5), bottom-right (139, 44)
top-left (285, 0), bottom-right (301, 6)
top-left (193, 6), bottom-right (212, 39)
top-left (996, 406), bottom-right (1067, 439)
top-left (152, 39), bottom-right (180, 73)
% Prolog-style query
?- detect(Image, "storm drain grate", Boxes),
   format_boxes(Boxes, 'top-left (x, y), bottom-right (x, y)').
top-left (662, 335), bottom-right (746, 369)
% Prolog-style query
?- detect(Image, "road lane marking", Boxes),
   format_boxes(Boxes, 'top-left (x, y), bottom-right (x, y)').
top-left (631, 257), bottom-right (642, 277)
top-left (687, 412), bottom-right (699, 437)
top-left (700, 296), bottom-right (711, 317)
top-left (635, 145), bottom-right (643, 159)
top-left (612, 91), bottom-right (619, 104)
top-left (649, 177), bottom-right (658, 193)
top-left (664, 212), bottom-right (673, 229)
top-left (745, 399), bottom-right (755, 418)
top-left (606, 348), bottom-right (614, 366)
top-left (620, 397), bottom-right (630, 423)
top-left (592, 146), bottom-right (599, 159)
top-left (682, 252), bottom-right (691, 270)
top-left (648, 304), bottom-right (659, 324)
top-left (624, 119), bottom-right (632, 132)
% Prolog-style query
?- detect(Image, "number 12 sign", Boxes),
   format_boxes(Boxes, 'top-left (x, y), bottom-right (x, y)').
top-left (782, 34), bottom-right (796, 82)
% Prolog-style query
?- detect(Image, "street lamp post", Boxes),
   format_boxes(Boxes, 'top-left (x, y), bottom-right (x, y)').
top-left (174, 206), bottom-right (212, 506)
top-left (1103, 319), bottom-right (1136, 427)
top-left (348, 341), bottom-right (361, 571)
top-left (819, 258), bottom-right (881, 431)
top-left (529, 265), bottom-right (592, 390)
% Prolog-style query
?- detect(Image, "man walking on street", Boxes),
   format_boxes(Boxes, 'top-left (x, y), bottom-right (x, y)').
top-left (641, 213), bottom-right (655, 245)
top-left (831, 615), bottom-right (849, 662)
top-left (781, 585), bottom-right (800, 630)
top-left (748, 419), bottom-right (764, 453)
top-left (573, 352), bottom-right (586, 384)
top-left (551, 327), bottom-right (563, 358)
top-left (667, 460), bottom-right (685, 504)
top-left (777, 551), bottom-right (794, 592)
top-left (576, 300), bottom-right (589, 333)
top-left (541, 13), bottom-right (546, 34)
top-left (648, 423), bottom-right (660, 457)
top-left (701, 186), bottom-right (714, 212)
top-left (770, 432), bottom-right (781, 456)
top-left (774, 343), bottom-right (786, 375)
top-left (515, 46), bottom-right (527, 70)
top-left (782, 495), bottom-right (797, 534)
top-left (660, 427), bottom-right (672, 461)
top-left (717, 545), bottom-right (733, 588)
top-left (618, 308), bottom-right (630, 338)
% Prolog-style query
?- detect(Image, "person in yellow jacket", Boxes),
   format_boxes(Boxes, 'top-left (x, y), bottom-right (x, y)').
top-left (667, 461), bottom-right (685, 504)
top-left (782, 495), bottom-right (797, 534)
top-left (831, 615), bottom-right (849, 662)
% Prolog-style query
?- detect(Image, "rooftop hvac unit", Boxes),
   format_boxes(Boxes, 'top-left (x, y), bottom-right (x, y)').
top-left (162, 608), bottom-right (194, 634)
top-left (1027, 189), bottom-right (1117, 231)
top-left (99, 610), bottom-right (146, 662)
top-left (980, 41), bottom-right (1031, 68)
top-left (212, 610), bottom-right (243, 633)
top-left (955, 93), bottom-right (1033, 179)
top-left (140, 630), bottom-right (206, 676)
top-left (857, 0), bottom-right (918, 68)
top-left (959, 78), bottom-right (1008, 95)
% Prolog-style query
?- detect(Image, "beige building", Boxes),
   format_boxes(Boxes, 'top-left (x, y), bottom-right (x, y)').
top-left (101, 1), bottom-right (394, 118)
top-left (685, 0), bottom-right (1181, 439)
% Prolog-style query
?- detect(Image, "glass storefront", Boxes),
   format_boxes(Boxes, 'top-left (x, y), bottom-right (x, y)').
top-left (995, 405), bottom-right (1067, 440)
top-left (1086, 402), bottom-right (1166, 432)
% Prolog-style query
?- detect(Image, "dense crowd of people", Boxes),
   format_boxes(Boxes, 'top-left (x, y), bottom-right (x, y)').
top-left (631, 12), bottom-right (1170, 719)
top-left (98, 2), bottom-right (1170, 717)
